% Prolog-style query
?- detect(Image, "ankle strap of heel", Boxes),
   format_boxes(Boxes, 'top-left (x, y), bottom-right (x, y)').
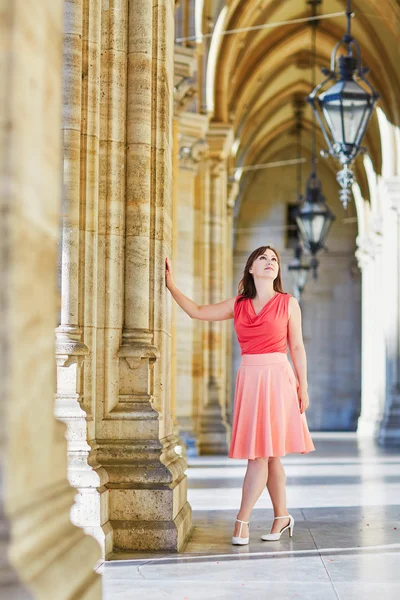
top-left (235, 518), bottom-right (249, 538)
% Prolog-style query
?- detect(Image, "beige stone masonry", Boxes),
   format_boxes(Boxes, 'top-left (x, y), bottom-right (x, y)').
top-left (174, 45), bottom-right (197, 112)
top-left (56, 0), bottom-right (108, 553)
top-left (197, 123), bottom-right (234, 455)
top-left (58, 0), bottom-right (192, 557)
top-left (174, 111), bottom-right (209, 455)
top-left (225, 181), bottom-right (239, 425)
top-left (0, 0), bottom-right (101, 597)
top-left (93, 0), bottom-right (192, 554)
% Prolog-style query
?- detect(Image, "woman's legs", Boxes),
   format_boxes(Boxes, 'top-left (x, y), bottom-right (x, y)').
top-left (233, 457), bottom-right (269, 537)
top-left (266, 457), bottom-right (290, 533)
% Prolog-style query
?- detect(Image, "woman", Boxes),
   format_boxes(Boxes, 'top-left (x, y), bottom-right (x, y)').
top-left (165, 245), bottom-right (315, 546)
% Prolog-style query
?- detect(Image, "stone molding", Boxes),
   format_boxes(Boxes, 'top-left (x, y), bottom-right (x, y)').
top-left (55, 326), bottom-right (89, 368)
top-left (178, 111), bottom-right (209, 169)
top-left (174, 45), bottom-right (197, 113)
top-left (355, 229), bottom-right (383, 270)
top-left (379, 176), bottom-right (400, 214)
top-left (206, 122), bottom-right (235, 160)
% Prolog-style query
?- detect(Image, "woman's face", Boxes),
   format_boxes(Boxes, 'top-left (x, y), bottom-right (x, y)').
top-left (249, 249), bottom-right (279, 281)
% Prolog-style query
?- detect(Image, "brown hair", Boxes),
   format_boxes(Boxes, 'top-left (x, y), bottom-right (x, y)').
top-left (237, 245), bottom-right (285, 301)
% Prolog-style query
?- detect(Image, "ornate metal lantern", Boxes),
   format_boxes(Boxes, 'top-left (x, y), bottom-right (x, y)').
top-left (307, 0), bottom-right (379, 208)
top-left (295, 171), bottom-right (335, 267)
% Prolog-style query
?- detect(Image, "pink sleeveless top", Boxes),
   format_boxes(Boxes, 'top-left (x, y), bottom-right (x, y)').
top-left (234, 292), bottom-right (291, 355)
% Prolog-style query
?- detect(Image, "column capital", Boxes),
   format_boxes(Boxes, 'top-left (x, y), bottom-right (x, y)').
top-left (178, 111), bottom-right (209, 170)
top-left (379, 176), bottom-right (400, 214)
top-left (55, 325), bottom-right (89, 367)
top-left (206, 122), bottom-right (235, 161)
top-left (178, 111), bottom-right (209, 137)
top-left (174, 45), bottom-right (197, 114)
top-left (355, 229), bottom-right (383, 270)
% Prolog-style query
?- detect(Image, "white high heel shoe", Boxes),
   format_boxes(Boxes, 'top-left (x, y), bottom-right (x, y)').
top-left (232, 518), bottom-right (250, 545)
top-left (261, 514), bottom-right (294, 541)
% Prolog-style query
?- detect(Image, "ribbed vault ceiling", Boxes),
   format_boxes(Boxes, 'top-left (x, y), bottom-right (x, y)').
top-left (205, 0), bottom-right (400, 199)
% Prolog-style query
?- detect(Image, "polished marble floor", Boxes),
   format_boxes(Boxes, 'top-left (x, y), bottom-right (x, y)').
top-left (100, 433), bottom-right (400, 599)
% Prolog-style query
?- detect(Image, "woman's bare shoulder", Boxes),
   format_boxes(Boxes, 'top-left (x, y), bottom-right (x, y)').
top-left (288, 295), bottom-right (300, 318)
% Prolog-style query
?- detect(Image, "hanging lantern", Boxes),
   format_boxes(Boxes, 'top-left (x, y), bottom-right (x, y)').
top-left (307, 0), bottom-right (379, 208)
top-left (294, 0), bottom-right (335, 276)
top-left (295, 171), bottom-right (335, 266)
top-left (288, 245), bottom-right (311, 298)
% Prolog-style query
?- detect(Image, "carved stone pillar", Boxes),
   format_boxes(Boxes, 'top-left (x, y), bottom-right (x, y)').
top-left (356, 227), bottom-right (386, 439)
top-left (198, 123), bottom-right (234, 454)
top-left (56, 0), bottom-right (105, 551)
top-left (175, 112), bottom-right (208, 456)
top-left (198, 157), bottom-right (212, 444)
top-left (192, 157), bottom-right (210, 447)
top-left (378, 178), bottom-right (400, 446)
top-left (171, 46), bottom-right (198, 457)
top-left (0, 0), bottom-right (101, 596)
top-left (225, 181), bottom-right (239, 427)
top-left (93, 0), bottom-right (192, 553)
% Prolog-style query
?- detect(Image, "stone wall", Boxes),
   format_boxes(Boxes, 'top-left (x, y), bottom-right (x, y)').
top-left (232, 162), bottom-right (362, 432)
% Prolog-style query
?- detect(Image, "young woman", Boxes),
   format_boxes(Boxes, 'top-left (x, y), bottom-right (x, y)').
top-left (165, 245), bottom-right (315, 546)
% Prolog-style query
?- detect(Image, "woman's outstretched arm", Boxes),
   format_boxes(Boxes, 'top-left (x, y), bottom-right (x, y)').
top-left (165, 257), bottom-right (235, 321)
top-left (287, 295), bottom-right (310, 413)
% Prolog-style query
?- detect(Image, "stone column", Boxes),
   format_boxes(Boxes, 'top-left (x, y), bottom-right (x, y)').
top-left (192, 158), bottom-right (209, 446)
top-left (170, 45), bottom-right (198, 456)
top-left (175, 112), bottom-right (208, 455)
top-left (94, 0), bottom-right (192, 553)
top-left (198, 156), bottom-right (212, 442)
top-left (0, 0), bottom-right (101, 596)
top-left (225, 181), bottom-right (238, 427)
top-left (56, 0), bottom-right (105, 550)
top-left (198, 123), bottom-right (233, 455)
top-left (355, 228), bottom-right (386, 439)
top-left (378, 177), bottom-right (400, 446)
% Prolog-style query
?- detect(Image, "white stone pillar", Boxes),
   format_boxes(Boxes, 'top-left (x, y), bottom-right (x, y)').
top-left (378, 177), bottom-right (400, 446)
top-left (356, 229), bottom-right (386, 439)
top-left (0, 0), bottom-right (101, 596)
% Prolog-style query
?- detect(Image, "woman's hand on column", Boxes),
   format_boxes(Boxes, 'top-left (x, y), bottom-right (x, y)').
top-left (165, 256), bottom-right (235, 321)
top-left (165, 257), bottom-right (174, 290)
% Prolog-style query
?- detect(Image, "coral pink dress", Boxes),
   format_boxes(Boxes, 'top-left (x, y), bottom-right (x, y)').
top-left (228, 292), bottom-right (315, 459)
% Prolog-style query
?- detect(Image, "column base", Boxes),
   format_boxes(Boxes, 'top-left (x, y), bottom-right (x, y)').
top-left (356, 414), bottom-right (381, 439)
top-left (378, 392), bottom-right (400, 447)
top-left (0, 506), bottom-right (32, 599)
top-left (96, 432), bottom-right (193, 555)
top-left (176, 416), bottom-right (198, 458)
top-left (197, 390), bottom-right (230, 455)
top-left (109, 500), bottom-right (192, 554)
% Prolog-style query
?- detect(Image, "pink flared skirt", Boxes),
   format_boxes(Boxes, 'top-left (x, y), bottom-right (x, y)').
top-left (229, 353), bottom-right (316, 459)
